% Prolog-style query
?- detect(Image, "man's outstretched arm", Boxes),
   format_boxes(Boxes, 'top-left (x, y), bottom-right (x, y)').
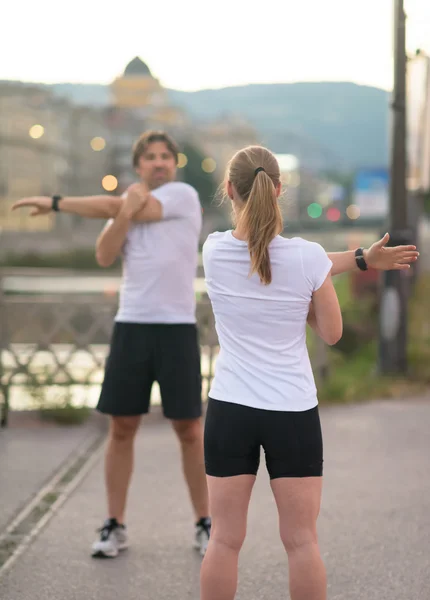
top-left (11, 195), bottom-right (122, 219)
top-left (11, 185), bottom-right (162, 223)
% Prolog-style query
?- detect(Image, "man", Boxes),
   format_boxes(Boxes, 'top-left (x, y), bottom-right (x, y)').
top-left (12, 132), bottom-right (419, 561)
top-left (14, 130), bottom-right (210, 558)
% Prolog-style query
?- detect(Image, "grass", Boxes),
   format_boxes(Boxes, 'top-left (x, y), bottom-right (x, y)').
top-left (316, 274), bottom-right (430, 404)
top-left (24, 370), bottom-right (92, 426)
top-left (39, 404), bottom-right (92, 425)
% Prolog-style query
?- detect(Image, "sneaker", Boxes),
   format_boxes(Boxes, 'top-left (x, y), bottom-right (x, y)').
top-left (194, 517), bottom-right (211, 557)
top-left (91, 518), bottom-right (128, 558)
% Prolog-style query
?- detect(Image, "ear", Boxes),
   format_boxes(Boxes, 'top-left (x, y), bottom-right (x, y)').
top-left (275, 181), bottom-right (282, 198)
top-left (227, 180), bottom-right (234, 200)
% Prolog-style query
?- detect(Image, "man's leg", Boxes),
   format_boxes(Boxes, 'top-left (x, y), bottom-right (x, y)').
top-left (155, 324), bottom-right (209, 553)
top-left (105, 415), bottom-right (142, 523)
top-left (171, 418), bottom-right (208, 520)
top-left (92, 416), bottom-right (142, 558)
top-left (92, 322), bottom-right (154, 558)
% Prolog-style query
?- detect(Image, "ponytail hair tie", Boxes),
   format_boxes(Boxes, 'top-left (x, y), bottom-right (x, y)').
top-left (254, 167), bottom-right (265, 176)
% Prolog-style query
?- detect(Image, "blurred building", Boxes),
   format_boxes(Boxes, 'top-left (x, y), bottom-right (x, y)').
top-left (275, 154), bottom-right (301, 223)
top-left (108, 57), bottom-right (191, 194)
top-left (0, 57), bottom-right (258, 253)
top-left (0, 81), bottom-right (110, 234)
top-left (196, 115), bottom-right (259, 183)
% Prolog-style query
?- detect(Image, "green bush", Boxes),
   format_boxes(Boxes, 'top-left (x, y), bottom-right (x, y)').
top-left (0, 250), bottom-right (119, 270)
top-left (318, 274), bottom-right (430, 404)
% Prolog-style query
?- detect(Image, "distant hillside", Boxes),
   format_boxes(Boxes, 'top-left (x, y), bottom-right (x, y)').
top-left (49, 81), bottom-right (390, 171)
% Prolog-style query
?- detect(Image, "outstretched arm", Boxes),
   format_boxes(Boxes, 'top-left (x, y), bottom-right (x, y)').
top-left (10, 184), bottom-right (161, 223)
top-left (11, 195), bottom-right (122, 219)
top-left (328, 233), bottom-right (418, 275)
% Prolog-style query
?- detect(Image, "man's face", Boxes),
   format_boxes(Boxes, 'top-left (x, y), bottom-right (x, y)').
top-left (135, 141), bottom-right (177, 189)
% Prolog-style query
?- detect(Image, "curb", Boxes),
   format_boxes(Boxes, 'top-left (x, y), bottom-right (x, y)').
top-left (0, 427), bottom-right (106, 579)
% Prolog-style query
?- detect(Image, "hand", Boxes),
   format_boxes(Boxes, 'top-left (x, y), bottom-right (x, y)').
top-left (364, 233), bottom-right (419, 270)
top-left (11, 196), bottom-right (52, 216)
top-left (121, 183), bottom-right (149, 218)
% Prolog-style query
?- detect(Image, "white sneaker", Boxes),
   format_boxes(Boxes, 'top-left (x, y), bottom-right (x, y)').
top-left (91, 518), bottom-right (128, 558)
top-left (194, 517), bottom-right (211, 557)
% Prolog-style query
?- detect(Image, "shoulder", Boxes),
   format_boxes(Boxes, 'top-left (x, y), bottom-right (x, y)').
top-left (204, 231), bottom-right (226, 244)
top-left (288, 237), bottom-right (327, 257)
top-left (202, 231), bottom-right (229, 258)
top-left (269, 235), bottom-right (323, 255)
top-left (153, 181), bottom-right (198, 201)
top-left (203, 231), bottom-right (227, 250)
top-left (151, 181), bottom-right (202, 221)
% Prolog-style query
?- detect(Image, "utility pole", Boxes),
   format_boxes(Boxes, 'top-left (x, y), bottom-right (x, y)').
top-left (379, 0), bottom-right (412, 374)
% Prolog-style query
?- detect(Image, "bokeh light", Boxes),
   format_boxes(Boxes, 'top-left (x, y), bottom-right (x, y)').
top-left (29, 124), bottom-right (44, 139)
top-left (177, 153), bottom-right (188, 168)
top-left (326, 207), bottom-right (341, 222)
top-left (102, 175), bottom-right (118, 191)
top-left (202, 157), bottom-right (217, 173)
top-left (289, 172), bottom-right (301, 188)
top-left (346, 204), bottom-right (360, 220)
top-left (91, 137), bottom-right (106, 151)
top-left (307, 203), bottom-right (323, 218)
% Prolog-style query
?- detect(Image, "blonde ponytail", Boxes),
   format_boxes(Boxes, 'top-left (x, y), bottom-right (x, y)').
top-left (226, 147), bottom-right (283, 285)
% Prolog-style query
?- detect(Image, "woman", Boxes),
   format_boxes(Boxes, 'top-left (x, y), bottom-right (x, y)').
top-left (201, 145), bottom-right (342, 600)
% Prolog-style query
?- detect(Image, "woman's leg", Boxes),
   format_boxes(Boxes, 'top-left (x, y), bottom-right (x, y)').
top-left (201, 399), bottom-right (261, 600)
top-left (271, 477), bottom-right (326, 600)
top-left (200, 474), bottom-right (255, 600)
top-left (263, 406), bottom-right (326, 600)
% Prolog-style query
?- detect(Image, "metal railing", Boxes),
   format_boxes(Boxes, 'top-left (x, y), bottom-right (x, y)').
top-left (0, 268), bottom-right (328, 427)
top-left (0, 269), bottom-right (219, 427)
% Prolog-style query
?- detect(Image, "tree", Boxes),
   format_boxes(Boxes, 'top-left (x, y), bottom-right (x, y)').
top-left (180, 142), bottom-right (218, 212)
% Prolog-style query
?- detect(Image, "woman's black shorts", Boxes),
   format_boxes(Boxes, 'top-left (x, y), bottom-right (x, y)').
top-left (204, 398), bottom-right (323, 479)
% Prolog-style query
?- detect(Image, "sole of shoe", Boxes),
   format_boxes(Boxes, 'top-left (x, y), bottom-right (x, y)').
top-left (91, 550), bottom-right (118, 559)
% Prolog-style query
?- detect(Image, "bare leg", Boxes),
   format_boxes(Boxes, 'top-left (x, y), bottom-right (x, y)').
top-left (105, 415), bottom-right (141, 523)
top-left (271, 477), bottom-right (326, 600)
top-left (200, 475), bottom-right (255, 600)
top-left (172, 418), bottom-right (209, 519)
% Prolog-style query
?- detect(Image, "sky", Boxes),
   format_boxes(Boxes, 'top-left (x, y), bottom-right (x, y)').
top-left (2, 0), bottom-right (430, 92)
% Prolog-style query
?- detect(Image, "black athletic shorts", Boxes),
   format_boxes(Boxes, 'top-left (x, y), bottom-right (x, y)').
top-left (97, 322), bottom-right (202, 420)
top-left (204, 398), bottom-right (323, 479)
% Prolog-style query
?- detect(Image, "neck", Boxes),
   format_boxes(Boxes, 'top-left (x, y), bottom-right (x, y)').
top-left (232, 224), bottom-right (247, 241)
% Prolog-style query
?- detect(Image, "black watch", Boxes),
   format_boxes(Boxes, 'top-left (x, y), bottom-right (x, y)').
top-left (51, 195), bottom-right (63, 212)
top-left (354, 247), bottom-right (368, 271)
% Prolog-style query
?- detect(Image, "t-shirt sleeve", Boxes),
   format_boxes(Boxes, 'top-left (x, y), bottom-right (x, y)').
top-left (303, 242), bottom-right (333, 292)
top-left (151, 182), bottom-right (200, 220)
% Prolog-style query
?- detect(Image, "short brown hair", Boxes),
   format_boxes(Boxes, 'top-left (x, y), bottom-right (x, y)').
top-left (132, 130), bottom-right (179, 167)
top-left (226, 146), bottom-right (283, 285)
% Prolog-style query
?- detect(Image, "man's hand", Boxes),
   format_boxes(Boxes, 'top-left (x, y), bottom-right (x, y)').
top-left (121, 184), bottom-right (149, 219)
top-left (365, 233), bottom-right (419, 270)
top-left (11, 196), bottom-right (52, 216)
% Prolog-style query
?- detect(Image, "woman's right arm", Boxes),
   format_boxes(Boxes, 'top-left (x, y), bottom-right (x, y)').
top-left (310, 274), bottom-right (343, 346)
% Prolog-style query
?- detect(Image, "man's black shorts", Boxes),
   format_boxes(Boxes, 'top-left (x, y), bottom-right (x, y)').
top-left (97, 322), bottom-right (202, 420)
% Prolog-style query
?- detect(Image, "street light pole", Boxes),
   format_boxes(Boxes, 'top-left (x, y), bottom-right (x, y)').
top-left (379, 0), bottom-right (412, 374)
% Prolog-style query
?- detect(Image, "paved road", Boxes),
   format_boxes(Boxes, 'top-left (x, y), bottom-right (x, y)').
top-left (0, 413), bottom-right (105, 533)
top-left (0, 397), bottom-right (429, 599)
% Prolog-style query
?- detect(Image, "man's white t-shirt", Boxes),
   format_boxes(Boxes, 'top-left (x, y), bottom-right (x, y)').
top-left (202, 230), bottom-right (333, 412)
top-left (115, 181), bottom-right (202, 324)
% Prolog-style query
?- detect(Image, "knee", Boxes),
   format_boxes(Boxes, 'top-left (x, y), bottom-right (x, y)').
top-left (280, 525), bottom-right (318, 554)
top-left (173, 418), bottom-right (202, 445)
top-left (212, 523), bottom-right (246, 553)
top-left (110, 417), bottom-right (140, 443)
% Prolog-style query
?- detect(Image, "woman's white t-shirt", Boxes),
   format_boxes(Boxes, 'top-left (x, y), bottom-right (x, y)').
top-left (202, 230), bottom-right (333, 412)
